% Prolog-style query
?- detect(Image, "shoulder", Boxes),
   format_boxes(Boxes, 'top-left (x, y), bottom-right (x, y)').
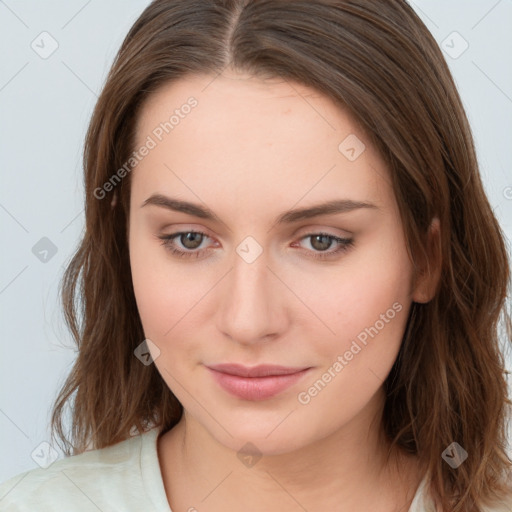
top-left (410, 475), bottom-right (512, 512)
top-left (0, 429), bottom-right (158, 511)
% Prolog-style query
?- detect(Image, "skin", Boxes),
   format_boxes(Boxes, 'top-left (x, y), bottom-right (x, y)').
top-left (128, 69), bottom-right (441, 512)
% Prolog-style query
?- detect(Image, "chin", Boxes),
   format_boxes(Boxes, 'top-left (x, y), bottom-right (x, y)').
top-left (208, 422), bottom-right (311, 457)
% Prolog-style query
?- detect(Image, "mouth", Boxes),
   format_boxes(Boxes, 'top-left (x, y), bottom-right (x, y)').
top-left (205, 363), bottom-right (312, 401)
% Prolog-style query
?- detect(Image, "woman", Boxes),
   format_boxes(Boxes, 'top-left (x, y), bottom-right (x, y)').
top-left (1, 1), bottom-right (511, 510)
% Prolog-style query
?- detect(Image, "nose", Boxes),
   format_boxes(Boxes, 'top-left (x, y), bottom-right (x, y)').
top-left (215, 247), bottom-right (287, 346)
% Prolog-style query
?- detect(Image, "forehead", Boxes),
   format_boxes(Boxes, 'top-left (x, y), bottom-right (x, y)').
top-left (131, 71), bottom-right (391, 213)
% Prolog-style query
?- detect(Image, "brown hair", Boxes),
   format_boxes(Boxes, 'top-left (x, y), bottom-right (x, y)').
top-left (51, 0), bottom-right (512, 509)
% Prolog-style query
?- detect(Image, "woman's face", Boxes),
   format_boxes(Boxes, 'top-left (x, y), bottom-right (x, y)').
top-left (128, 71), bottom-right (425, 455)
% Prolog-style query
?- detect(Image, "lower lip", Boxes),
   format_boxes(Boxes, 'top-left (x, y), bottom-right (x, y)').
top-left (206, 367), bottom-right (311, 401)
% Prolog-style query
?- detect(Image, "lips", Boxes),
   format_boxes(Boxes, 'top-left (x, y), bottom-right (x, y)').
top-left (206, 363), bottom-right (311, 400)
top-left (207, 363), bottom-right (309, 377)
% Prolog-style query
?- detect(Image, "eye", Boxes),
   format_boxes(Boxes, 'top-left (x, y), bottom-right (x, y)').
top-left (292, 232), bottom-right (354, 260)
top-left (157, 231), bottom-right (354, 260)
top-left (158, 231), bottom-right (213, 259)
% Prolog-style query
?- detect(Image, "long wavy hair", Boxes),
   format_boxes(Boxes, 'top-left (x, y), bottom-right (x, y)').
top-left (51, 0), bottom-right (512, 509)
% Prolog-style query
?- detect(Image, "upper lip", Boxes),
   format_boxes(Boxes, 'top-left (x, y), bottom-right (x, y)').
top-left (206, 363), bottom-right (310, 378)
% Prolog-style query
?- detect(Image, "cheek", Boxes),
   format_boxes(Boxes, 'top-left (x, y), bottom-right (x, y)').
top-left (129, 238), bottom-right (208, 402)
top-left (130, 258), bottom-right (197, 341)
top-left (295, 258), bottom-right (412, 422)
top-left (306, 234), bottom-right (413, 364)
top-left (129, 226), bottom-right (215, 355)
top-left (129, 224), bottom-right (181, 339)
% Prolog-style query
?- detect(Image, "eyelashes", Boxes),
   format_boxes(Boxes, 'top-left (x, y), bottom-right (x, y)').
top-left (157, 230), bottom-right (354, 261)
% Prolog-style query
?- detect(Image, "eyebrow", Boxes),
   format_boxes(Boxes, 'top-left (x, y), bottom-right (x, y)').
top-left (141, 194), bottom-right (378, 226)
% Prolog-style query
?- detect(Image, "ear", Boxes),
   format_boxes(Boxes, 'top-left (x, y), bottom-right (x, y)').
top-left (111, 190), bottom-right (118, 209)
top-left (411, 217), bottom-right (442, 304)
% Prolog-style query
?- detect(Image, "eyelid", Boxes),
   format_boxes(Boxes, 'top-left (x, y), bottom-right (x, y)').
top-left (295, 225), bottom-right (353, 238)
top-left (158, 223), bottom-right (217, 238)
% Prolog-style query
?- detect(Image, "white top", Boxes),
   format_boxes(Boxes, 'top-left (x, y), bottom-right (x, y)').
top-left (0, 427), bottom-right (509, 511)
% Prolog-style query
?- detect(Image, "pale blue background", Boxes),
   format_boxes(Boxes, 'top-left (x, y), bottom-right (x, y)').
top-left (1, 0), bottom-right (511, 483)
